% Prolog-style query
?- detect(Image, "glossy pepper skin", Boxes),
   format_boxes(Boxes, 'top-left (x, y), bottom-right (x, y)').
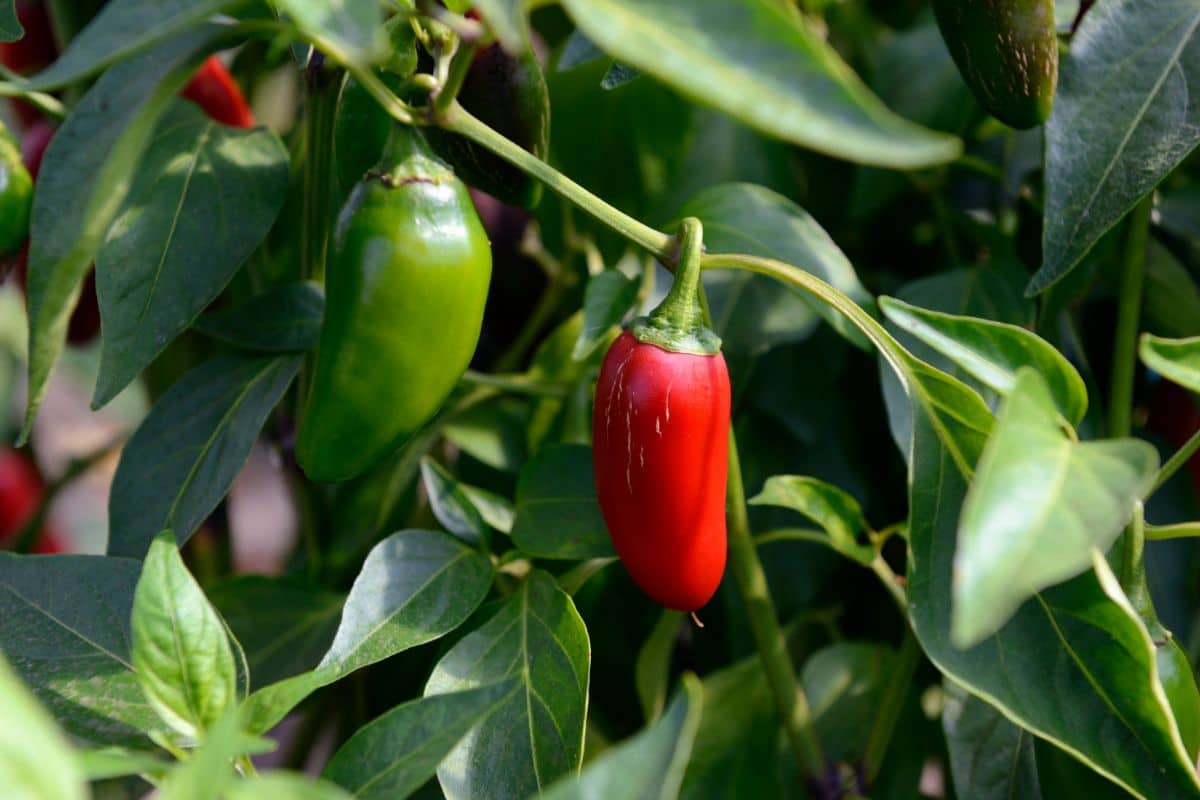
top-left (297, 128), bottom-right (492, 483)
top-left (592, 219), bottom-right (729, 611)
top-left (0, 124), bottom-right (32, 257)
top-left (0, 449), bottom-right (64, 554)
top-left (932, 0), bottom-right (1058, 129)
top-left (181, 56), bottom-right (255, 128)
top-left (426, 41), bottom-right (550, 208)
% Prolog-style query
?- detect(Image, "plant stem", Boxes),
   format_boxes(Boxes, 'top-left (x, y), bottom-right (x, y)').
top-left (861, 628), bottom-right (919, 783)
top-left (433, 40), bottom-right (476, 117)
top-left (1151, 426), bottom-right (1200, 494)
top-left (870, 554), bottom-right (908, 620)
top-left (1108, 196), bottom-right (1152, 439)
top-left (438, 102), bottom-right (672, 258)
top-left (725, 427), bottom-right (828, 781)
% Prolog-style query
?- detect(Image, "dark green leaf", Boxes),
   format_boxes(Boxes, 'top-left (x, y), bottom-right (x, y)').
top-left (93, 102), bottom-right (290, 404)
top-left (425, 570), bottom-right (590, 800)
top-left (444, 397), bottom-right (528, 473)
top-left (679, 656), bottom-right (779, 800)
top-left (21, 28), bottom-right (223, 442)
top-left (472, 0), bottom-right (526, 54)
top-left (192, 282), bottom-right (324, 353)
top-left (803, 643), bottom-right (893, 762)
top-left (541, 674), bottom-right (702, 800)
top-left (749, 475), bottom-right (875, 565)
top-left (207, 576), bottom-right (343, 691)
top-left (24, 0), bottom-right (232, 90)
top-left (879, 296), bottom-right (1088, 425)
top-left (420, 457), bottom-right (489, 546)
top-left (635, 610), bottom-right (682, 723)
top-left (0, 554), bottom-right (166, 747)
top-left (680, 183), bottom-right (872, 349)
top-left (1144, 241), bottom-right (1200, 338)
top-left (1036, 0), bottom-right (1200, 292)
top-left (132, 532), bottom-right (237, 738)
top-left (510, 443), bottom-right (615, 559)
top-left (558, 0), bottom-right (960, 168)
top-left (323, 682), bottom-right (519, 800)
top-left (953, 369), bottom-right (1157, 647)
top-left (108, 354), bottom-right (300, 558)
top-left (0, 652), bottom-right (87, 800)
top-left (0, 2), bottom-right (21, 41)
top-left (244, 530), bottom-right (493, 734)
top-left (1141, 333), bottom-right (1200, 392)
top-left (574, 270), bottom-right (639, 360)
top-left (273, 0), bottom-right (385, 66)
top-left (943, 683), bottom-right (1042, 800)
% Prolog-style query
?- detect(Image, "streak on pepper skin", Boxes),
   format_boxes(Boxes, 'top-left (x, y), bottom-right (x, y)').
top-left (592, 329), bottom-right (730, 611)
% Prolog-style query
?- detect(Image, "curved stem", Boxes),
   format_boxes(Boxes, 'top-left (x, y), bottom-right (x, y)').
top-left (437, 102), bottom-right (672, 257)
top-left (461, 370), bottom-right (568, 396)
top-left (1152, 425), bottom-right (1200, 495)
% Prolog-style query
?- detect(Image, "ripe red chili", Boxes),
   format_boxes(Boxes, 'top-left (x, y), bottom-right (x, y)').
top-left (181, 56), bottom-right (255, 128)
top-left (592, 219), bottom-right (729, 611)
top-left (0, 448), bottom-right (62, 554)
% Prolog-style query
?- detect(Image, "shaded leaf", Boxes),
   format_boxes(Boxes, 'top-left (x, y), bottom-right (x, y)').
top-left (192, 282), bottom-right (325, 353)
top-left (511, 443), bottom-right (615, 559)
top-left (635, 610), bottom-right (682, 723)
top-left (323, 682), bottom-right (518, 800)
top-left (0, 652), bottom-right (87, 800)
top-left (420, 457), bottom-right (489, 546)
top-left (943, 682), bottom-right (1042, 800)
top-left (558, 0), bottom-right (960, 168)
top-left (108, 354), bottom-right (300, 558)
top-left (749, 475), bottom-right (874, 565)
top-left (425, 570), bottom-right (590, 800)
top-left (575, 270), bottom-right (640, 360)
top-left (1141, 333), bottom-right (1200, 392)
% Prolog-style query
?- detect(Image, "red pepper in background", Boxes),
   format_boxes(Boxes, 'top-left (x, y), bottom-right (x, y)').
top-left (181, 56), bottom-right (256, 128)
top-left (0, 0), bottom-right (56, 131)
top-left (0, 449), bottom-right (64, 554)
top-left (1149, 381), bottom-right (1200, 491)
top-left (592, 219), bottom-right (730, 612)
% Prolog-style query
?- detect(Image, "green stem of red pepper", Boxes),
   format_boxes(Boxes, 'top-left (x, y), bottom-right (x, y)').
top-left (630, 218), bottom-right (721, 355)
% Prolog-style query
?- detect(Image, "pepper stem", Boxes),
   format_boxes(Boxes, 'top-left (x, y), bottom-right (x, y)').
top-left (629, 218), bottom-right (722, 355)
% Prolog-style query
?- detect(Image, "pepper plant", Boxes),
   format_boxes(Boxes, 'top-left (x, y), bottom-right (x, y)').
top-left (2, 1), bottom-right (1200, 799)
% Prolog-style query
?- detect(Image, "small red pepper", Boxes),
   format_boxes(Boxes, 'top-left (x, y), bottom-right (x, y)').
top-left (181, 56), bottom-right (256, 128)
top-left (592, 219), bottom-right (730, 611)
top-left (0, 448), bottom-right (64, 553)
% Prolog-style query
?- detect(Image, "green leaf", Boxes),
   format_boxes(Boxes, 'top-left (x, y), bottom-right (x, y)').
top-left (942, 682), bottom-right (1042, 800)
top-left (0, 554), bottom-right (167, 747)
top-left (635, 610), bottom-right (682, 723)
top-left (541, 674), bottom-right (702, 800)
top-left (93, 102), bottom-right (290, 405)
top-left (244, 530), bottom-right (493, 734)
top-left (558, 0), bottom-right (960, 168)
top-left (749, 476), bottom-right (875, 565)
top-left (511, 443), bottom-right (615, 559)
top-left (24, 0), bottom-right (233, 90)
top-left (574, 270), bottom-right (640, 360)
top-left (108, 354), bottom-right (300, 558)
top-left (20, 28), bottom-right (223, 442)
top-left (1141, 333), bottom-right (1200, 392)
top-left (0, 652), bottom-right (87, 800)
top-left (953, 368), bottom-right (1158, 647)
top-left (420, 457), bottom-right (489, 546)
top-left (0, 1), bottom-right (21, 42)
top-left (802, 643), bottom-right (894, 762)
top-left (78, 748), bottom-right (171, 782)
top-left (157, 709), bottom-right (273, 800)
top-left (192, 281), bottom-right (325, 353)
top-left (274, 0), bottom-right (385, 66)
top-left (323, 682), bottom-right (519, 800)
top-left (679, 183), bottom-right (872, 350)
top-left (460, 484), bottom-right (516, 535)
top-left (425, 570), bottom-right (590, 800)
top-left (679, 655), bottom-right (779, 800)
top-left (1144, 241), bottom-right (1200, 338)
top-left (879, 296), bottom-right (1088, 425)
top-left (902, 370), bottom-right (1200, 797)
top-left (1035, 0), bottom-right (1200, 293)
top-left (224, 773), bottom-right (355, 800)
top-left (132, 532), bottom-right (237, 739)
top-left (207, 576), bottom-right (343, 690)
top-left (444, 397), bottom-right (528, 473)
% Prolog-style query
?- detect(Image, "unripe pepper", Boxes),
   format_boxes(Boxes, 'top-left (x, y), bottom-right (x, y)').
top-left (297, 126), bottom-right (492, 483)
top-left (181, 55), bottom-right (255, 128)
top-left (592, 219), bottom-right (729, 611)
top-left (426, 39), bottom-right (550, 208)
top-left (932, 0), bottom-right (1058, 129)
top-left (0, 122), bottom-right (32, 257)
